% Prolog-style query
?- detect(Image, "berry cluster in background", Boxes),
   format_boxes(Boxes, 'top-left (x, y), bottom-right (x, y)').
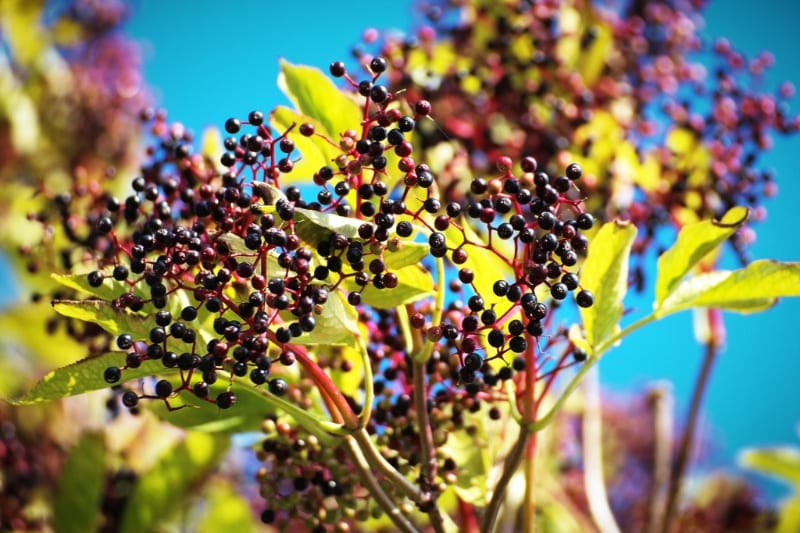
top-left (0, 1), bottom-right (799, 532)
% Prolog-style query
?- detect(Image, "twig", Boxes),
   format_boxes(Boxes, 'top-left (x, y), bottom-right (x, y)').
top-left (646, 383), bottom-right (673, 533)
top-left (412, 360), bottom-right (446, 533)
top-left (582, 365), bottom-right (621, 533)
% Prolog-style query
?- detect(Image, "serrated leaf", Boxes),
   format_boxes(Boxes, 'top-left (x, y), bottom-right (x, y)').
top-left (290, 289), bottom-right (359, 347)
top-left (356, 264), bottom-right (434, 309)
top-left (52, 299), bottom-right (149, 337)
top-left (655, 207), bottom-right (749, 308)
top-left (278, 60), bottom-right (361, 139)
top-left (293, 206), bottom-right (369, 246)
top-left (119, 431), bottom-right (229, 533)
top-left (579, 221), bottom-right (637, 349)
top-left (196, 482), bottom-right (256, 533)
top-left (9, 352), bottom-right (169, 405)
top-left (51, 271), bottom-right (125, 300)
top-left (657, 260), bottom-right (800, 317)
top-left (53, 431), bottom-right (106, 533)
top-left (147, 378), bottom-right (276, 433)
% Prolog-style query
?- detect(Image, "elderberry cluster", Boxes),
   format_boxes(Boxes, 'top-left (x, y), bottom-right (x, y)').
top-left (363, 0), bottom-right (798, 266)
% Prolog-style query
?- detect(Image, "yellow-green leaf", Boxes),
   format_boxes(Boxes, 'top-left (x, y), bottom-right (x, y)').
top-left (278, 60), bottom-right (361, 139)
top-left (9, 352), bottom-right (169, 405)
top-left (290, 289), bottom-right (359, 347)
top-left (356, 264), bottom-right (434, 309)
top-left (657, 260), bottom-right (800, 317)
top-left (147, 378), bottom-right (276, 433)
top-left (740, 447), bottom-right (800, 488)
top-left (654, 207), bottom-right (749, 308)
top-left (196, 482), bottom-right (256, 533)
top-left (52, 300), bottom-right (149, 338)
top-left (53, 432), bottom-right (106, 533)
top-left (119, 431), bottom-right (229, 533)
top-left (293, 206), bottom-right (369, 246)
top-left (270, 106), bottom-right (339, 181)
top-left (579, 221), bottom-right (637, 349)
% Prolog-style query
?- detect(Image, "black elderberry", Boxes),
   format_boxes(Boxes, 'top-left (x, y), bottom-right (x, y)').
top-left (509, 336), bottom-right (528, 353)
top-left (493, 280), bottom-right (509, 296)
top-left (104, 366), bottom-right (121, 384)
top-left (155, 379), bottom-right (173, 398)
top-left (122, 391), bottom-right (138, 408)
top-left (576, 212), bottom-right (595, 230)
top-left (224, 117), bottom-right (240, 134)
top-left (329, 61), bottom-right (346, 77)
top-left (216, 391), bottom-right (236, 409)
top-left (88, 271), bottom-right (104, 287)
top-left (487, 329), bottom-right (505, 348)
top-left (481, 309), bottom-right (497, 325)
top-left (576, 290), bottom-right (594, 308)
top-left (566, 162), bottom-right (583, 180)
top-left (268, 378), bottom-right (288, 396)
top-left (116, 334), bottom-right (134, 350)
top-left (551, 282), bottom-right (568, 300)
top-left (369, 56), bottom-right (387, 73)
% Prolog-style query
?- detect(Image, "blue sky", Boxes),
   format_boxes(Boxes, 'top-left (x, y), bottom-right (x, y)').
top-left (119, 0), bottom-right (798, 500)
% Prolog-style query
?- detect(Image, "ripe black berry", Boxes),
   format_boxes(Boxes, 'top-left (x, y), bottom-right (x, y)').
top-left (269, 378), bottom-right (288, 396)
top-left (216, 391), bottom-right (236, 409)
top-left (576, 290), bottom-right (594, 308)
top-left (369, 56), bottom-right (387, 73)
top-left (104, 366), bottom-right (121, 384)
top-left (116, 334), bottom-right (134, 350)
top-left (329, 61), bottom-right (346, 77)
top-left (155, 379), bottom-right (173, 398)
top-left (122, 391), bottom-right (138, 408)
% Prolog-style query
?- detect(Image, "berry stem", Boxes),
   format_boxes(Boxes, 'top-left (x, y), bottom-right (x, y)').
top-left (351, 427), bottom-right (421, 501)
top-left (343, 435), bottom-right (418, 533)
top-left (412, 358), bottom-right (446, 533)
top-left (415, 256), bottom-right (446, 363)
top-left (582, 365), bottom-right (621, 533)
top-left (661, 309), bottom-right (724, 533)
top-left (481, 425), bottom-right (531, 533)
top-left (355, 334), bottom-right (374, 428)
top-left (523, 432), bottom-right (538, 533)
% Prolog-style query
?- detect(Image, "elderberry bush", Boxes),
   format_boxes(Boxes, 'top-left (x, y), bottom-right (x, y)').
top-left (3, 1), bottom-right (800, 532)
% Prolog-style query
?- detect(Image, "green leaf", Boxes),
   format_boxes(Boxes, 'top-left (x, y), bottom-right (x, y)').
top-left (356, 264), bottom-right (434, 309)
top-left (278, 60), bottom-right (361, 139)
top-left (656, 260), bottom-right (800, 317)
top-left (196, 481), bottom-right (256, 533)
top-left (293, 206), bottom-right (369, 246)
top-left (579, 221), bottom-right (637, 350)
top-left (52, 299), bottom-right (149, 338)
top-left (9, 352), bottom-right (167, 405)
top-left (120, 431), bottom-right (229, 533)
top-left (740, 447), bottom-right (800, 488)
top-left (655, 207), bottom-right (749, 307)
top-left (51, 271), bottom-right (128, 301)
top-left (290, 289), bottom-right (359, 347)
top-left (147, 378), bottom-right (276, 433)
top-left (53, 431), bottom-right (106, 533)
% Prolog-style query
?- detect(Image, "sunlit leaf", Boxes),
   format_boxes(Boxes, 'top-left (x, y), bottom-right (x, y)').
top-left (656, 260), bottom-right (800, 317)
top-left (147, 377), bottom-right (276, 433)
top-left (278, 60), bottom-right (361, 139)
top-left (293, 206), bottom-right (370, 246)
top-left (382, 239), bottom-right (430, 270)
top-left (53, 431), bottom-right (105, 533)
top-left (52, 299), bottom-right (149, 338)
top-left (196, 481), bottom-right (256, 533)
top-left (270, 106), bottom-right (339, 181)
top-left (579, 221), bottom-right (636, 350)
top-left (119, 431), bottom-right (229, 533)
top-left (655, 207), bottom-right (749, 308)
top-left (290, 289), bottom-right (359, 347)
top-left (355, 264), bottom-right (434, 309)
top-left (741, 447), bottom-right (800, 488)
top-left (9, 352), bottom-right (168, 405)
